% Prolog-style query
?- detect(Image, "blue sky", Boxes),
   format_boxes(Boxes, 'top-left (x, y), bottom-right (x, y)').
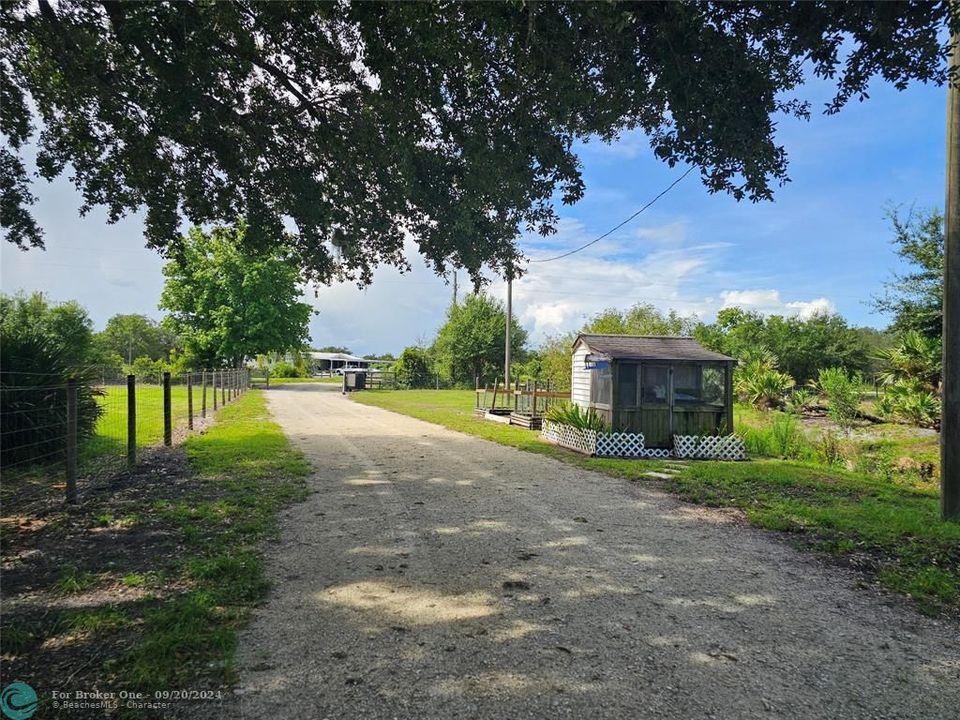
top-left (0, 73), bottom-right (947, 356)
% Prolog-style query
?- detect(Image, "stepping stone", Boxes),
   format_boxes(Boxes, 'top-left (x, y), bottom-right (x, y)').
top-left (643, 471), bottom-right (676, 479)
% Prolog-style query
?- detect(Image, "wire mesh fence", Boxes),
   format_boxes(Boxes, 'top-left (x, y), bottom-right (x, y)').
top-left (0, 371), bottom-right (71, 474)
top-left (1, 368), bottom-right (252, 504)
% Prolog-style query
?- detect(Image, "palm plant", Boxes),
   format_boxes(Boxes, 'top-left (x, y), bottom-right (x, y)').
top-left (734, 350), bottom-right (795, 410)
top-left (785, 388), bottom-right (816, 415)
top-left (874, 331), bottom-right (941, 391)
top-left (877, 378), bottom-right (941, 429)
top-left (544, 403), bottom-right (609, 433)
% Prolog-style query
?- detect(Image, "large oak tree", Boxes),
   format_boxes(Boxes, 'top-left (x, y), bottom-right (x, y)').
top-left (2, 1), bottom-right (955, 286)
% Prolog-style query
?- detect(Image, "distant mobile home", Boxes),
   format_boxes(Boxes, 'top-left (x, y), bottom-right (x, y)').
top-left (308, 352), bottom-right (371, 374)
top-left (571, 334), bottom-right (736, 449)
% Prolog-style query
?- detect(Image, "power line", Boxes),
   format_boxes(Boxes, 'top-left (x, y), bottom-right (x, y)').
top-left (527, 166), bottom-right (695, 264)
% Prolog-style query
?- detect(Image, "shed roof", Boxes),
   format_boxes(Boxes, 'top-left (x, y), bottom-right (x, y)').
top-left (574, 334), bottom-right (735, 362)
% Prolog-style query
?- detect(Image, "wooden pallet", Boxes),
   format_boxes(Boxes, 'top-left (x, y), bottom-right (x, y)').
top-left (509, 413), bottom-right (542, 430)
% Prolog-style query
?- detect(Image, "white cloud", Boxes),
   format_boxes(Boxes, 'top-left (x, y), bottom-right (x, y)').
top-left (497, 237), bottom-right (724, 342)
top-left (633, 220), bottom-right (688, 246)
top-left (306, 238), bottom-right (450, 354)
top-left (720, 289), bottom-right (836, 319)
top-left (578, 128), bottom-right (648, 160)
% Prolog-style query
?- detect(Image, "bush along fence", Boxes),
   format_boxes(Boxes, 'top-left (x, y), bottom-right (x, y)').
top-left (540, 421), bottom-right (746, 460)
top-left (0, 368), bottom-right (251, 503)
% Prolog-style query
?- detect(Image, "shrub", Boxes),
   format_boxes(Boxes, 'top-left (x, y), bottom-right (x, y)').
top-left (785, 388), bottom-right (815, 415)
top-left (813, 367), bottom-right (862, 429)
top-left (736, 414), bottom-right (813, 460)
top-left (0, 333), bottom-right (102, 469)
top-left (737, 425), bottom-right (770, 457)
top-left (394, 346), bottom-right (434, 388)
top-left (814, 430), bottom-right (845, 467)
top-left (544, 403), bottom-right (609, 433)
top-left (270, 361), bottom-right (302, 378)
top-left (768, 414), bottom-right (804, 458)
top-left (126, 356), bottom-right (163, 383)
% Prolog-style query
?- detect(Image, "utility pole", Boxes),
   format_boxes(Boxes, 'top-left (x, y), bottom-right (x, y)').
top-left (943, 30), bottom-right (960, 521)
top-left (505, 267), bottom-right (513, 393)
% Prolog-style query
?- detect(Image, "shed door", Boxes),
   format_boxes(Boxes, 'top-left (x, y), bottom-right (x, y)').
top-left (639, 364), bottom-right (672, 448)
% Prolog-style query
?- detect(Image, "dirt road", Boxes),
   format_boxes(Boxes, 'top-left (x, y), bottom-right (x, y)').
top-left (231, 384), bottom-right (958, 719)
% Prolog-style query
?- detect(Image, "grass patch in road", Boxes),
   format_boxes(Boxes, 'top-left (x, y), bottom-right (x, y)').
top-left (352, 389), bottom-right (958, 615)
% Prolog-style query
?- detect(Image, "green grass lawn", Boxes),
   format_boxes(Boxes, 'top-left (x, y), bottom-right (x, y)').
top-left (733, 402), bottom-right (941, 491)
top-left (80, 383), bottom-right (215, 473)
top-left (120, 390), bottom-right (310, 689)
top-left (0, 390), bottom-right (310, 709)
top-left (352, 389), bottom-right (959, 614)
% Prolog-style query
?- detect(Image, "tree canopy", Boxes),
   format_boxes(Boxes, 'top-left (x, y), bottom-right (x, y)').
top-left (694, 307), bottom-right (871, 384)
top-left (159, 222), bottom-right (313, 367)
top-left (432, 293), bottom-right (527, 385)
top-left (95, 313), bottom-right (175, 364)
top-left (0, 291), bottom-right (93, 370)
top-left (871, 206), bottom-right (944, 340)
top-left (4, 2), bottom-right (955, 285)
top-left (584, 303), bottom-right (699, 337)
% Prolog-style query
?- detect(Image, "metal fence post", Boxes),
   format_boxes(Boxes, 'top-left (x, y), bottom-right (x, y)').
top-left (212, 371), bottom-right (218, 411)
top-left (127, 374), bottom-right (136, 468)
top-left (221, 370), bottom-right (226, 406)
top-left (65, 378), bottom-right (78, 504)
top-left (201, 370), bottom-right (207, 418)
top-left (163, 372), bottom-right (172, 446)
top-left (187, 372), bottom-right (194, 430)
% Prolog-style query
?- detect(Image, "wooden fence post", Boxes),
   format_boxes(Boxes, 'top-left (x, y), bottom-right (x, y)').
top-left (221, 370), bottom-right (226, 406)
top-left (163, 372), bottom-right (172, 447)
top-left (187, 373), bottom-right (194, 430)
top-left (127, 374), bottom-right (136, 468)
top-left (201, 371), bottom-right (207, 418)
top-left (65, 378), bottom-right (78, 504)
top-left (212, 371), bottom-right (218, 411)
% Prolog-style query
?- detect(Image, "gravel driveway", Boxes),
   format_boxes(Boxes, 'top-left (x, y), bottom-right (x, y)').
top-left (230, 384), bottom-right (958, 719)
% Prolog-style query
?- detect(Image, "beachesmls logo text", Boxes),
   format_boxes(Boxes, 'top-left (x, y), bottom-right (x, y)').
top-left (0, 682), bottom-right (38, 720)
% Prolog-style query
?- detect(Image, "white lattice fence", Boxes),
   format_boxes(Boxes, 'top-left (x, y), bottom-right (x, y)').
top-left (541, 421), bottom-right (597, 455)
top-left (542, 423), bottom-right (676, 458)
top-left (673, 434), bottom-right (747, 460)
top-left (595, 432), bottom-right (645, 457)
